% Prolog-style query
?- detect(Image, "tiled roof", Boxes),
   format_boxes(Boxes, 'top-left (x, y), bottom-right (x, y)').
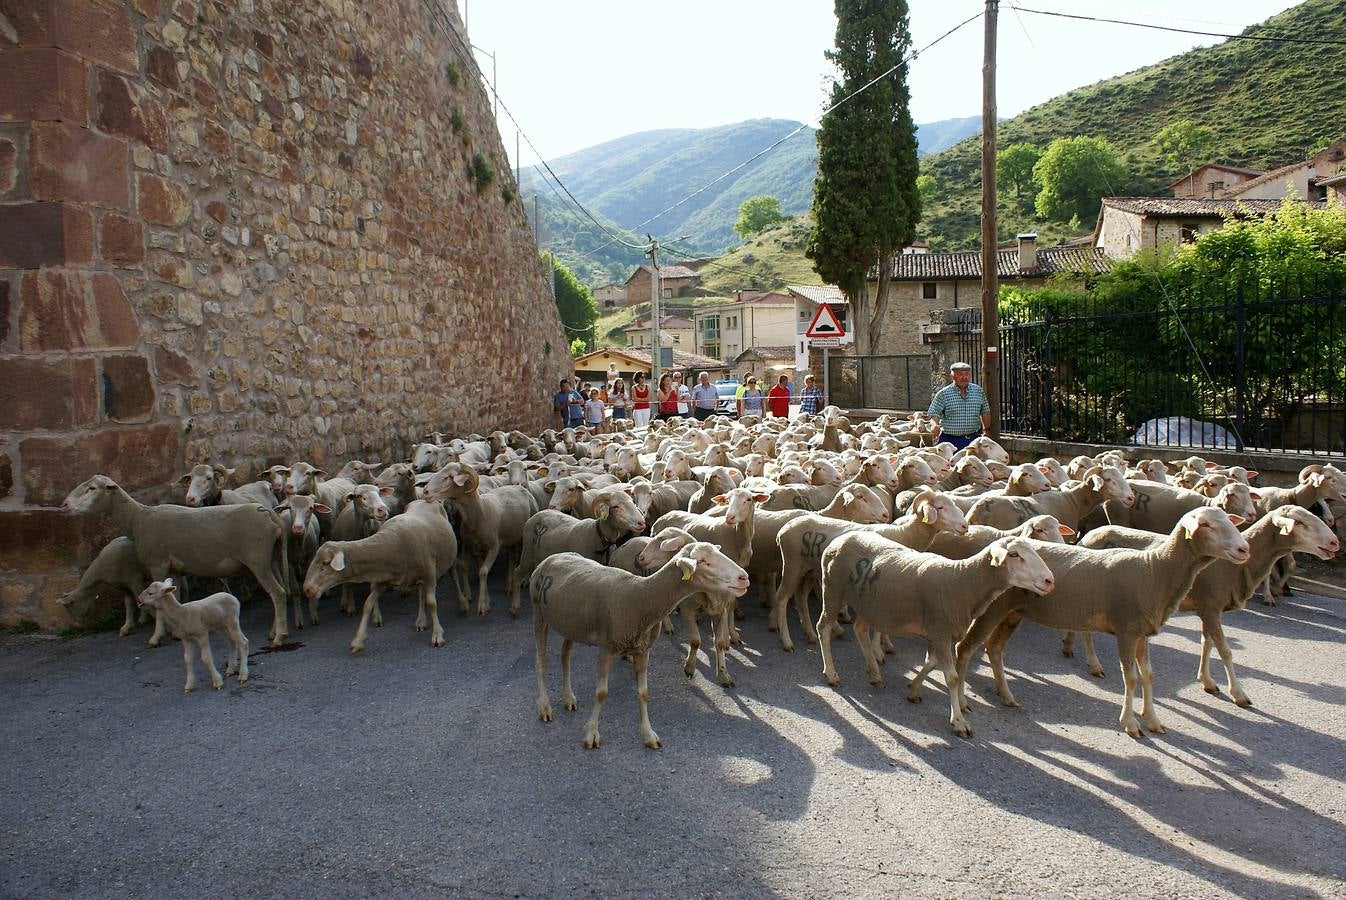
top-left (786, 284), bottom-right (846, 305)
top-left (1220, 159), bottom-right (1308, 197)
top-left (624, 315), bottom-right (694, 331)
top-left (734, 345), bottom-right (797, 361)
top-left (1319, 172), bottom-right (1346, 186)
top-left (881, 247), bottom-right (1112, 281)
top-left (610, 347), bottom-right (727, 370)
top-left (624, 264), bottom-right (699, 284)
top-left (1101, 196), bottom-right (1325, 217)
top-left (735, 291), bottom-right (794, 305)
top-left (1164, 163), bottom-right (1264, 190)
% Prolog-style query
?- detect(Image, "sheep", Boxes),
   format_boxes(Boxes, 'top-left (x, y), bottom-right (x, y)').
top-left (373, 462), bottom-right (419, 517)
top-left (514, 494), bottom-right (647, 608)
top-left (771, 488), bottom-right (970, 652)
top-left (57, 536), bottom-right (150, 637)
top-left (1098, 478), bottom-right (1257, 534)
top-left (606, 527), bottom-right (697, 576)
top-left (954, 507), bottom-right (1250, 737)
top-left (135, 579), bottom-right (249, 693)
top-left (283, 461), bottom-right (358, 532)
top-left (421, 462), bottom-right (538, 616)
top-left (531, 542), bottom-right (750, 749)
top-left (1077, 505), bottom-right (1338, 705)
top-left (62, 475), bottom-right (291, 648)
top-left (817, 535), bottom-right (1054, 737)
top-left (688, 466), bottom-right (741, 514)
top-left (968, 465), bottom-right (1134, 532)
top-left (937, 454), bottom-right (996, 491)
top-left (1036, 457), bottom-right (1069, 488)
top-left (924, 515), bottom-right (1074, 560)
top-left (180, 463), bottom-right (277, 509)
top-left (274, 493), bottom-right (329, 628)
top-left (1126, 459), bottom-right (1169, 483)
top-left (652, 488), bottom-right (768, 687)
top-left (302, 499), bottom-right (461, 652)
top-left (334, 460), bottom-right (383, 484)
top-left (961, 435), bottom-right (1011, 465)
top-left (632, 479), bottom-right (702, 522)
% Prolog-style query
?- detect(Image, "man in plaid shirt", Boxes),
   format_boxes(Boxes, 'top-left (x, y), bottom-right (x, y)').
top-left (799, 374), bottom-right (823, 415)
top-left (928, 361), bottom-right (990, 450)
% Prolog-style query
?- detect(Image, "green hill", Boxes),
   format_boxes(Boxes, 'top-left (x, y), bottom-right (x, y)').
top-left (918, 0), bottom-right (1346, 249)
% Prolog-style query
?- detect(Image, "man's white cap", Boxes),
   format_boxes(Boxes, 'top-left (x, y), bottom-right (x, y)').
top-left (950, 362), bottom-right (972, 371)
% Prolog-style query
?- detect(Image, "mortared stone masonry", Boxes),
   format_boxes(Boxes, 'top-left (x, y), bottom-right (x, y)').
top-left (0, 0), bottom-right (567, 628)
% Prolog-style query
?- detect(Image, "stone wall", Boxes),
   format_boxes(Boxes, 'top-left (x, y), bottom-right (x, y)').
top-left (0, 0), bottom-right (567, 627)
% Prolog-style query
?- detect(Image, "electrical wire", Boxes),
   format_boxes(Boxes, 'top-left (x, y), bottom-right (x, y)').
top-left (1009, 5), bottom-right (1346, 46)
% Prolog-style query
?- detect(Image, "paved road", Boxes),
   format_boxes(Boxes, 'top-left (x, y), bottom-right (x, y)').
top-left (4, 575), bottom-right (1346, 898)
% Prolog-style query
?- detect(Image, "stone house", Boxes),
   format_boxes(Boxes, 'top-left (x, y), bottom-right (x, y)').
top-left (1094, 197), bottom-right (1327, 259)
top-left (866, 235), bottom-right (1112, 355)
top-left (693, 291), bottom-right (795, 364)
top-left (622, 315), bottom-right (695, 350)
top-left (622, 264), bottom-right (699, 305)
top-left (731, 346), bottom-right (798, 386)
top-left (1221, 139), bottom-right (1346, 201)
top-left (1167, 163), bottom-right (1264, 200)
top-left (592, 282), bottom-right (626, 308)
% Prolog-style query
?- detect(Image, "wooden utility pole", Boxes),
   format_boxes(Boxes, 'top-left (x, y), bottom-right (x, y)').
top-left (647, 237), bottom-right (662, 390)
top-left (980, 0), bottom-right (1001, 437)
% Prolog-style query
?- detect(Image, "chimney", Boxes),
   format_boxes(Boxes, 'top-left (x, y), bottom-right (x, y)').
top-left (1017, 232), bottom-right (1038, 272)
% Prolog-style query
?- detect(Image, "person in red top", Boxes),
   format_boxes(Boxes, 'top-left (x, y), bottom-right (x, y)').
top-left (631, 372), bottom-right (652, 428)
top-left (655, 374), bottom-right (679, 421)
top-left (767, 374), bottom-right (792, 418)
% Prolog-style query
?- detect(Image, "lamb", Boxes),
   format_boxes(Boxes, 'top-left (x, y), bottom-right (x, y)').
top-left (968, 465), bottom-right (1134, 532)
top-left (62, 475), bottom-right (291, 648)
top-left (180, 463), bottom-right (278, 509)
top-left (135, 579), bottom-right (249, 692)
top-left (514, 493), bottom-right (647, 606)
top-left (422, 462), bottom-right (538, 616)
top-left (57, 536), bottom-right (150, 637)
top-left (772, 488), bottom-right (969, 652)
top-left (954, 507), bottom-right (1250, 737)
top-left (1077, 505), bottom-right (1338, 706)
top-left (302, 499), bottom-right (461, 652)
top-left (531, 542), bottom-right (750, 749)
top-left (817, 534), bottom-right (1054, 737)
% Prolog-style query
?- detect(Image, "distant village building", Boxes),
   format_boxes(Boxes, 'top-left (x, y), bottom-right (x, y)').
top-left (1094, 197), bottom-right (1328, 259)
top-left (571, 347), bottom-right (728, 384)
top-left (786, 284), bottom-right (849, 371)
top-left (622, 264), bottom-right (700, 305)
top-left (622, 315), bottom-right (694, 349)
top-left (1220, 139), bottom-right (1346, 201)
top-left (693, 291), bottom-right (795, 364)
top-left (1168, 163), bottom-right (1264, 200)
top-left (592, 282), bottom-right (626, 308)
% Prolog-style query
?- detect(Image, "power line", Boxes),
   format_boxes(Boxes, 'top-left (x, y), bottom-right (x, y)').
top-left (1009, 5), bottom-right (1346, 46)
top-left (592, 9), bottom-right (986, 254)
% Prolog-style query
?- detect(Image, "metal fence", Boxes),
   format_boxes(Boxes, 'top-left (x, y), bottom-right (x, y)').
top-left (996, 274), bottom-right (1346, 454)
top-left (828, 354), bottom-right (932, 411)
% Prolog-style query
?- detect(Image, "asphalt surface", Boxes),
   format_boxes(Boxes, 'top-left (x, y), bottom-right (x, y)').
top-left (4, 573), bottom-right (1346, 898)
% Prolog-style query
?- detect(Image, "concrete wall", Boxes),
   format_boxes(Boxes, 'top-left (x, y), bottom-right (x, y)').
top-left (0, 0), bottom-right (566, 628)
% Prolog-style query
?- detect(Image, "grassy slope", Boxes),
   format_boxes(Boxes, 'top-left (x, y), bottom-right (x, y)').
top-left (918, 0), bottom-right (1346, 250)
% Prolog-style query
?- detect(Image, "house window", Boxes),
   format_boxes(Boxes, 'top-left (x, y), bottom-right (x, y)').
top-left (662, 288), bottom-right (672, 299)
top-left (800, 309), bottom-right (810, 320)
top-left (673, 334), bottom-right (681, 344)
top-left (1207, 180), bottom-right (1225, 195)
top-left (922, 282), bottom-right (937, 300)
top-left (726, 315), bottom-right (738, 329)
top-left (1180, 224), bottom-right (1199, 244)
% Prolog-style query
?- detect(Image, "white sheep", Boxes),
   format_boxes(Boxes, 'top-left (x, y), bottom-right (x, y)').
top-left (818, 534), bottom-right (1055, 737)
top-left (531, 542), bottom-right (750, 749)
top-left (57, 536), bottom-right (149, 637)
top-left (135, 579), bottom-right (249, 693)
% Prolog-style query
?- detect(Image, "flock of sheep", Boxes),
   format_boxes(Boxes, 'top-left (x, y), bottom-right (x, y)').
top-left (56, 407), bottom-right (1344, 749)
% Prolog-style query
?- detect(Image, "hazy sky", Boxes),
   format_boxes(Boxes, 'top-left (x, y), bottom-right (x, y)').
top-left (457, 1), bottom-right (1301, 166)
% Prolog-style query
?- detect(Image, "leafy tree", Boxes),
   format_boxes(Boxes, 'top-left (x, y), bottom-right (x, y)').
top-left (1153, 119), bottom-right (1217, 190)
top-left (733, 195), bottom-right (786, 239)
top-left (569, 337), bottom-right (588, 357)
top-left (1032, 136), bottom-right (1124, 224)
top-left (806, 0), bottom-right (921, 355)
top-left (996, 142), bottom-right (1040, 205)
top-left (916, 174), bottom-right (937, 202)
top-left (546, 253), bottom-right (598, 348)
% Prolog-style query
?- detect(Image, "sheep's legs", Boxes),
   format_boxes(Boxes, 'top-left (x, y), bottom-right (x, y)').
top-left (180, 638), bottom-right (197, 692)
top-left (709, 605), bottom-right (735, 688)
top-left (1117, 634), bottom-right (1144, 737)
top-left (1137, 637), bottom-right (1165, 733)
top-left (119, 592), bottom-right (137, 637)
top-left (508, 550), bottom-right (524, 617)
top-left (422, 584), bottom-right (444, 647)
top-left (197, 636), bottom-right (224, 690)
top-left (634, 649), bottom-right (661, 749)
top-left (908, 645), bottom-right (939, 703)
top-left (817, 606), bottom-right (842, 688)
top-left (583, 651), bottom-right (614, 749)
top-left (679, 602), bottom-right (702, 679)
top-left (475, 544), bottom-right (501, 616)
top-left (349, 583), bottom-right (386, 653)
top-left (534, 615), bottom-right (552, 721)
top-left (939, 642), bottom-right (971, 737)
top-left (149, 606), bottom-right (169, 648)
top-left (1198, 612), bottom-right (1251, 706)
top-left (796, 582), bottom-right (821, 643)
top-left (247, 558), bottom-right (289, 648)
top-left (560, 639), bottom-right (577, 710)
top-left (453, 562), bottom-right (470, 615)
top-left (1081, 633), bottom-right (1104, 677)
top-left (229, 625), bottom-right (249, 683)
top-left (986, 619), bottom-right (1022, 708)
top-left (854, 619), bottom-right (883, 687)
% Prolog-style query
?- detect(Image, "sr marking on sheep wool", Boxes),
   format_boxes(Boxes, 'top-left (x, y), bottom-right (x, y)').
top-left (534, 575), bottom-right (554, 607)
top-left (800, 531), bottom-right (828, 558)
top-left (848, 558), bottom-right (881, 595)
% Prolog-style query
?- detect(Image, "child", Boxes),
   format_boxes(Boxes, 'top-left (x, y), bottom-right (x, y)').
top-left (584, 388), bottom-right (606, 433)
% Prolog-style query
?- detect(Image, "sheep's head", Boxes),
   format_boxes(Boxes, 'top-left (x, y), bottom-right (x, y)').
top-left (636, 527), bottom-right (696, 572)
top-left (1020, 514), bottom-right (1073, 544)
top-left (1177, 507), bottom-right (1250, 563)
top-left (1009, 463), bottom-right (1052, 495)
top-left (61, 475), bottom-right (119, 514)
top-left (136, 578), bottom-right (177, 609)
top-left (673, 542), bottom-right (750, 597)
top-left (276, 494), bottom-right (331, 536)
top-left (910, 488), bottom-right (968, 535)
top-left (284, 462), bottom-right (326, 496)
top-left (833, 486), bottom-right (889, 524)
top-left (304, 544), bottom-right (352, 598)
top-left (1084, 465), bottom-right (1134, 507)
top-left (1267, 504), bottom-right (1339, 559)
top-left (986, 538), bottom-right (1054, 595)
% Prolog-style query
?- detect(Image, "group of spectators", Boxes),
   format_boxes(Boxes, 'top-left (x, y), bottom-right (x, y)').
top-left (552, 368), bottom-right (824, 431)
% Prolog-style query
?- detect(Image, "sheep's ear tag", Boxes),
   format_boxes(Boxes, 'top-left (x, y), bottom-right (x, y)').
top-left (920, 503), bottom-right (936, 525)
top-left (331, 550), bottom-right (347, 571)
top-left (597, 506), bottom-right (609, 521)
top-left (1274, 515), bottom-right (1296, 536)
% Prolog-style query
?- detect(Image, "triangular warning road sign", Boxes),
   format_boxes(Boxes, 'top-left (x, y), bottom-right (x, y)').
top-left (805, 303), bottom-right (846, 339)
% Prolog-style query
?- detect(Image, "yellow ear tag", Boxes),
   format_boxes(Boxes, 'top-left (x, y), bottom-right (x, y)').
top-left (682, 568), bottom-right (693, 581)
top-left (597, 508), bottom-right (608, 520)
